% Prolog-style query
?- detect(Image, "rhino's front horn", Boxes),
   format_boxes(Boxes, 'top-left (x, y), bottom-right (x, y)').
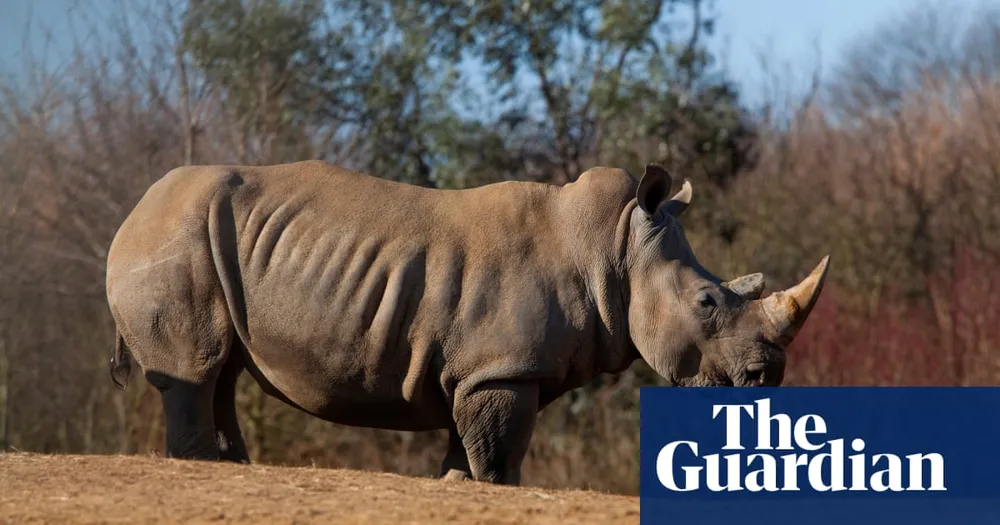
top-left (760, 255), bottom-right (831, 345)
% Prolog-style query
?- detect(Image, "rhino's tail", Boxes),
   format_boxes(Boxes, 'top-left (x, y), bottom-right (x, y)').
top-left (109, 328), bottom-right (132, 391)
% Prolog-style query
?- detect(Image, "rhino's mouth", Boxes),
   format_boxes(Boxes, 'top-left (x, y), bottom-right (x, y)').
top-left (667, 341), bottom-right (785, 387)
top-left (674, 374), bottom-right (734, 387)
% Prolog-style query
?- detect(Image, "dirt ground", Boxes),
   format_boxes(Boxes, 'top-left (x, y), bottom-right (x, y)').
top-left (0, 452), bottom-right (639, 525)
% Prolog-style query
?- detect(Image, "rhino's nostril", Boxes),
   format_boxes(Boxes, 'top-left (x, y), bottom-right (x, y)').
top-left (745, 363), bottom-right (769, 385)
top-left (745, 362), bottom-right (784, 386)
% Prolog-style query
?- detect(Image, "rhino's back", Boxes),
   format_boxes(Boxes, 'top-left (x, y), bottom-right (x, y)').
top-left (222, 161), bottom-right (571, 340)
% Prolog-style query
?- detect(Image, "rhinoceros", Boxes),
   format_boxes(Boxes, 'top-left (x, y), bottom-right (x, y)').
top-left (105, 160), bottom-right (829, 485)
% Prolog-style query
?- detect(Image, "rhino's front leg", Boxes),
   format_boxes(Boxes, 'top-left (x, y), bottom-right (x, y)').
top-left (452, 381), bottom-right (539, 485)
top-left (440, 425), bottom-right (472, 481)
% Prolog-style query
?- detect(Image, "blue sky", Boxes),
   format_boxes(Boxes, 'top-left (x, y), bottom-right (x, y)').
top-left (710, 0), bottom-right (926, 104)
top-left (0, 0), bottom-right (973, 105)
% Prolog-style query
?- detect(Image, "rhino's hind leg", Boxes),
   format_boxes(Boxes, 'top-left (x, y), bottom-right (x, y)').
top-left (213, 351), bottom-right (250, 463)
top-left (150, 374), bottom-right (219, 460)
top-left (111, 250), bottom-right (239, 461)
top-left (439, 425), bottom-right (472, 482)
top-left (146, 338), bottom-right (243, 462)
top-left (107, 186), bottom-right (249, 463)
top-left (453, 381), bottom-right (539, 485)
top-left (127, 304), bottom-right (234, 461)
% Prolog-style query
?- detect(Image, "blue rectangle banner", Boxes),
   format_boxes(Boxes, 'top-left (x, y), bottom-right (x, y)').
top-left (639, 387), bottom-right (1000, 524)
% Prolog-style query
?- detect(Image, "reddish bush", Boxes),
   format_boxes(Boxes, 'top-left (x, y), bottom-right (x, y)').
top-left (788, 248), bottom-right (1000, 387)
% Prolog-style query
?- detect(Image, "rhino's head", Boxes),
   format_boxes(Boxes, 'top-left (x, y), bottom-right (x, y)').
top-left (624, 164), bottom-right (829, 387)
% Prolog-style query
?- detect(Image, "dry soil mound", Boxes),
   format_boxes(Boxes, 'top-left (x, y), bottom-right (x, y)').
top-left (0, 452), bottom-right (639, 524)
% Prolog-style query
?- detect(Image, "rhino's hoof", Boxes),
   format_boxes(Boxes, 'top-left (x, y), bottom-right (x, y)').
top-left (442, 469), bottom-right (472, 482)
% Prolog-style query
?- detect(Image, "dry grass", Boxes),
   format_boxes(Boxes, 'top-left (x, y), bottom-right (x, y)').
top-left (0, 452), bottom-right (639, 525)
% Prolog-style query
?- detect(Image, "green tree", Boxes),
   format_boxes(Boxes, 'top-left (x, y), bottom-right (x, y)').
top-left (182, 0), bottom-right (356, 164)
top-left (181, 0), bottom-right (752, 196)
top-left (360, 1), bottom-right (750, 180)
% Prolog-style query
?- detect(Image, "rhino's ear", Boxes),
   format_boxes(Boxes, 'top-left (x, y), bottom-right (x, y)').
top-left (662, 179), bottom-right (692, 218)
top-left (636, 163), bottom-right (674, 217)
top-left (636, 163), bottom-right (692, 219)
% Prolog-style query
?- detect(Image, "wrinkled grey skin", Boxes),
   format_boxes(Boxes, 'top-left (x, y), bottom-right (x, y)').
top-left (105, 160), bottom-right (829, 485)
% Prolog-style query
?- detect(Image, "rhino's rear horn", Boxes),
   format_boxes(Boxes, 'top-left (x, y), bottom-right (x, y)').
top-left (761, 255), bottom-right (831, 345)
top-left (725, 272), bottom-right (766, 300)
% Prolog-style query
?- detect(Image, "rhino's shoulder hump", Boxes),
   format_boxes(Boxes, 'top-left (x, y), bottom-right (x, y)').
top-left (561, 166), bottom-right (637, 210)
top-left (577, 166), bottom-right (633, 181)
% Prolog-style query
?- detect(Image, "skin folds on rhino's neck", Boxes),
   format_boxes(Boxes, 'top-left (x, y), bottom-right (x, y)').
top-left (557, 183), bottom-right (641, 378)
top-left (609, 199), bottom-right (641, 369)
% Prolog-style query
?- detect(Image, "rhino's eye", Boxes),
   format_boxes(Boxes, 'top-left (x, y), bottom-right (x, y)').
top-left (695, 289), bottom-right (717, 317)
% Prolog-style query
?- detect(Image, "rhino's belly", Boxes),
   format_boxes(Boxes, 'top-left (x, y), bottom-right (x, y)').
top-left (273, 376), bottom-right (452, 431)
top-left (240, 325), bottom-right (452, 432)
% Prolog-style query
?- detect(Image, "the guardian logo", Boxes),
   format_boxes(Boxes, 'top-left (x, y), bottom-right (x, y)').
top-left (656, 398), bottom-right (947, 493)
